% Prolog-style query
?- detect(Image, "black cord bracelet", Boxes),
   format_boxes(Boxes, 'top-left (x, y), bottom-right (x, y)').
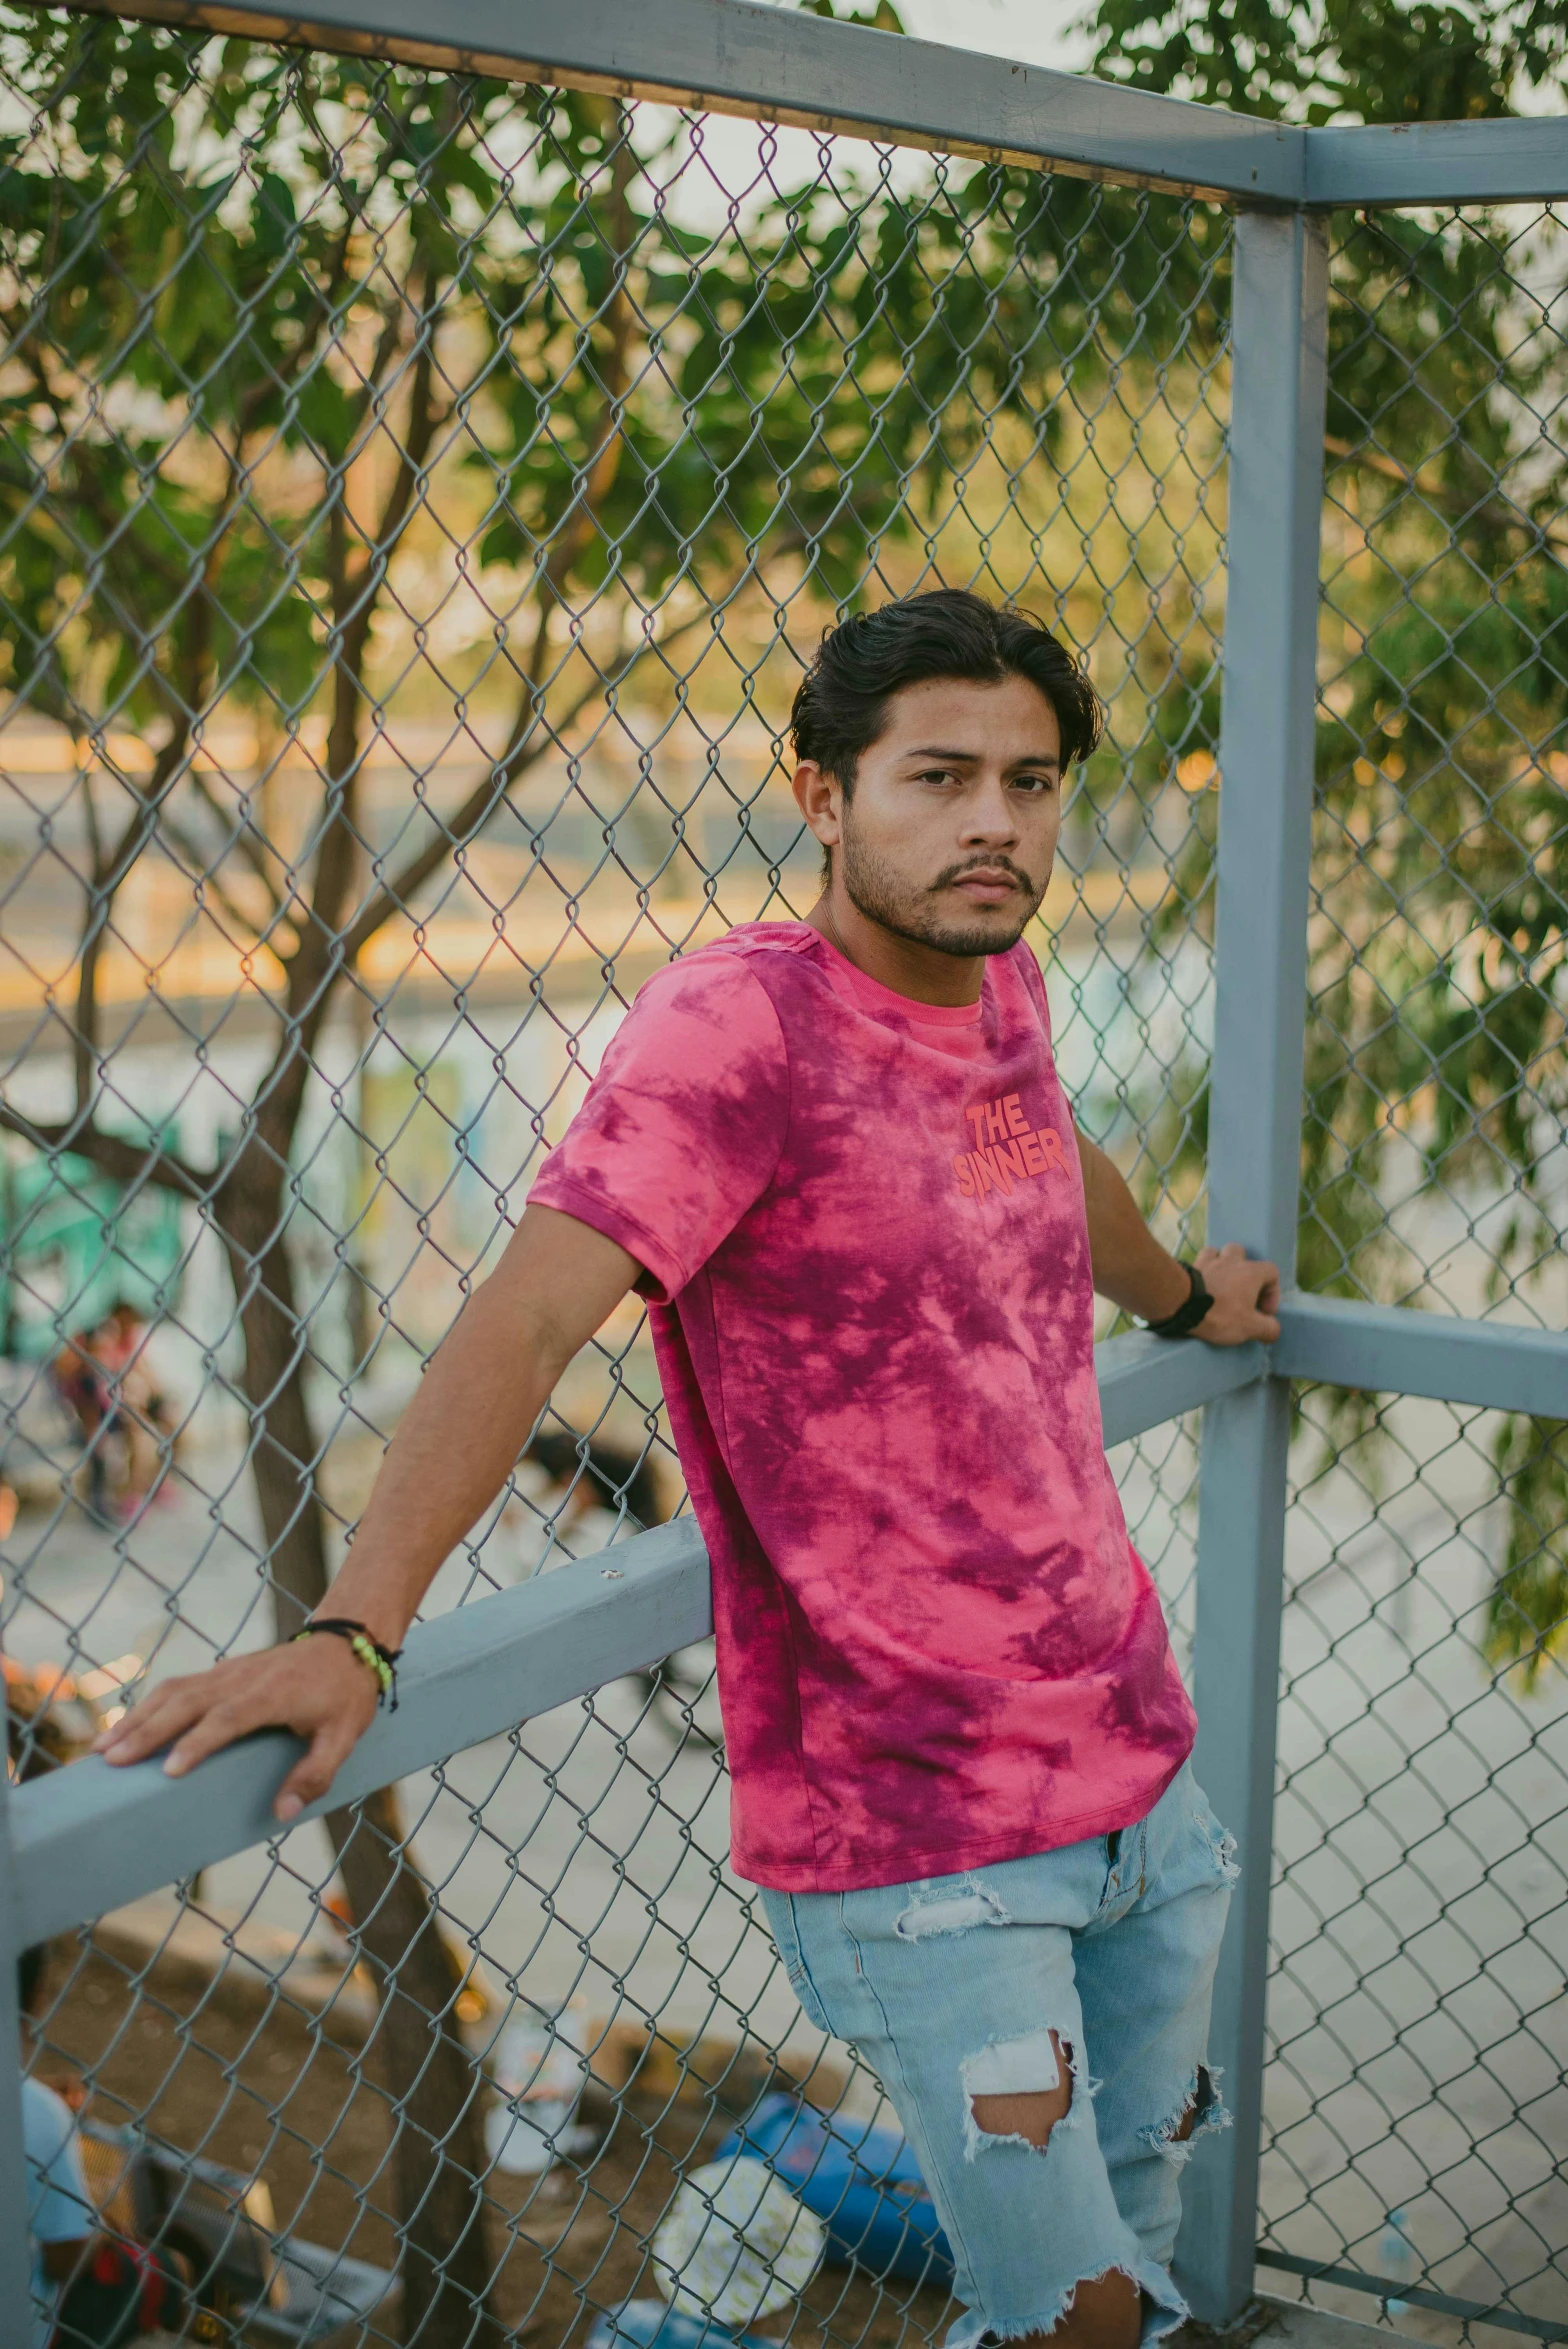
top-left (1143, 1261), bottom-right (1214, 1340)
top-left (292, 1617), bottom-right (403, 1709)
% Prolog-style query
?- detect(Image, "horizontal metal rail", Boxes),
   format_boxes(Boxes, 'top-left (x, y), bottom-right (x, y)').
top-left (1273, 1292), bottom-right (1568, 1417)
top-left (31, 0), bottom-right (1568, 208)
top-left (1255, 2250), bottom-right (1568, 2344)
top-left (13, 1517), bottom-right (715, 1945)
top-left (1099, 1326), bottom-right (1268, 1441)
top-left (39, 0), bottom-right (1301, 201)
top-left (11, 1297), bottom-right (1561, 1946)
top-left (1307, 116), bottom-right (1568, 208)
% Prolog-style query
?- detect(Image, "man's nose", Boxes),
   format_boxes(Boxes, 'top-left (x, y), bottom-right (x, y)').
top-left (959, 779), bottom-right (1021, 846)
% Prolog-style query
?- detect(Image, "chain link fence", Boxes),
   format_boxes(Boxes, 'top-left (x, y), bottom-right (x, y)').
top-left (1258, 204), bottom-right (1568, 2338)
top-left (0, 8), bottom-right (1563, 2347)
top-left (0, 14), bottom-right (1226, 2343)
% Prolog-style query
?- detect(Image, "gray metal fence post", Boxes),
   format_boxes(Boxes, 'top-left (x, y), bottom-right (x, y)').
top-left (0, 1762), bottom-right (44, 2320)
top-left (1173, 207), bottom-right (1329, 2324)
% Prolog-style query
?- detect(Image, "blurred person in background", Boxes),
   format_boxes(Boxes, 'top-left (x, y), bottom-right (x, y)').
top-left (17, 1942), bottom-right (95, 2347)
top-left (51, 1331), bottom-right (114, 1522)
top-left (89, 1303), bottom-right (177, 1519)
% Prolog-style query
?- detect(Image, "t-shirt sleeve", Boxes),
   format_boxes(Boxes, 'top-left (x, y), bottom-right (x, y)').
top-left (23, 2081), bottom-right (91, 2244)
top-left (529, 953), bottom-right (790, 1303)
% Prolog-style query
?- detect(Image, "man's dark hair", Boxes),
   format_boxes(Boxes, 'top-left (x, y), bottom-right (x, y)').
top-left (791, 588), bottom-right (1106, 791)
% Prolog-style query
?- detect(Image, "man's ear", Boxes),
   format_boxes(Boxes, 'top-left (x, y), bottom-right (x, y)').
top-left (792, 759), bottom-right (843, 852)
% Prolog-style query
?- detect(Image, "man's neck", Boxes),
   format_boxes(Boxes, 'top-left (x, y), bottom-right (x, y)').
top-left (805, 888), bottom-right (985, 1008)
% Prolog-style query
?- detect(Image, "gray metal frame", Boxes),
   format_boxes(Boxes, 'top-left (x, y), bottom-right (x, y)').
top-left (35, 0), bottom-right (1568, 205)
top-left (1177, 209), bottom-right (1330, 2323)
top-left (5, 0), bottom-right (1568, 2328)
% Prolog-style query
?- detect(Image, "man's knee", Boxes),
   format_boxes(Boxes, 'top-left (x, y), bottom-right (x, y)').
top-left (967, 2028), bottom-right (1073, 2150)
top-left (1172, 2064), bottom-right (1215, 2144)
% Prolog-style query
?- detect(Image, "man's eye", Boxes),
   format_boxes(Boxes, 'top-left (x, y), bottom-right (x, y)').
top-left (1014, 774), bottom-right (1058, 794)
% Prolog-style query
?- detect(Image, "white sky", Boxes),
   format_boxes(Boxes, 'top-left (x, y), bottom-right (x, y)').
top-left (893, 0), bottom-right (1098, 76)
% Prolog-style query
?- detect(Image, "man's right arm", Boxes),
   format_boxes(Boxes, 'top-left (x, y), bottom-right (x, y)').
top-left (94, 1204), bottom-right (643, 1820)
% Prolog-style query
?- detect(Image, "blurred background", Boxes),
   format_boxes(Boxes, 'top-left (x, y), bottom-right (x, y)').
top-left (1, 2), bottom-right (1565, 2343)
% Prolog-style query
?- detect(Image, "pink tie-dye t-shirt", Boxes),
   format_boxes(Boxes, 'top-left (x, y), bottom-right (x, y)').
top-left (530, 921), bottom-right (1195, 1892)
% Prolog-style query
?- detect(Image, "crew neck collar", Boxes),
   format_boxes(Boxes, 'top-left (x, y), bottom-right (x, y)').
top-left (810, 927), bottom-right (988, 1027)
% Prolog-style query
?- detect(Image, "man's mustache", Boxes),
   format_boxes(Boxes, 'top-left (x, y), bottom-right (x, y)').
top-left (928, 855), bottom-right (1041, 897)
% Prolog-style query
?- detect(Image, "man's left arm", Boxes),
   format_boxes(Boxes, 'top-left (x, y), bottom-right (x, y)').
top-left (1073, 1129), bottom-right (1281, 1346)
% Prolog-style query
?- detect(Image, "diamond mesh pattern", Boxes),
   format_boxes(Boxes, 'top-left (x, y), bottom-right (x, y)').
top-left (6, 15), bottom-right (1564, 2349)
top-left (1257, 203), bottom-right (1568, 2339)
top-left (1262, 1390), bottom-right (1568, 2340)
top-left (0, 14), bottom-right (1225, 2344)
top-left (1310, 204), bottom-right (1568, 1331)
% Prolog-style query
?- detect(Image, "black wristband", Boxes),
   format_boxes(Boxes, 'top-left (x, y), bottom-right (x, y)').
top-left (292, 1618), bottom-right (402, 1709)
top-left (1143, 1261), bottom-right (1214, 1340)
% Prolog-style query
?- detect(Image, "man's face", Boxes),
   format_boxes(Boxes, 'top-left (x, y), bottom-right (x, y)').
top-left (797, 673), bottom-right (1064, 957)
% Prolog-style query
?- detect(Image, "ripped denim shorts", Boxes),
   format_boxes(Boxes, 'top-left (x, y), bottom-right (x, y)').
top-left (761, 1760), bottom-right (1237, 2348)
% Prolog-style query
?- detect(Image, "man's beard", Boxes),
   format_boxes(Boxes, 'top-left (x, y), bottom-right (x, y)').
top-left (839, 825), bottom-right (1046, 958)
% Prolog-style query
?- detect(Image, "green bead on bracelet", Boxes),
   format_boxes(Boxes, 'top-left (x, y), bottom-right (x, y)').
top-left (292, 1617), bottom-right (402, 1709)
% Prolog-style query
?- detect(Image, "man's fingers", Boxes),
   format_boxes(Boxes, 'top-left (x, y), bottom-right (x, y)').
top-left (94, 1682), bottom-right (208, 1764)
top-left (274, 1722), bottom-right (358, 1824)
top-left (93, 1677), bottom-right (183, 1748)
top-left (163, 1689), bottom-right (282, 1779)
top-left (90, 1643), bottom-right (380, 1810)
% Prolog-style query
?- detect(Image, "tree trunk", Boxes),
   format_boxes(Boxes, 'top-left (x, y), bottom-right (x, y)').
top-left (215, 1163), bottom-right (501, 2349)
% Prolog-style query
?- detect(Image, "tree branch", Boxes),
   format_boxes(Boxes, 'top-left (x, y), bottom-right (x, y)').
top-left (0, 1104), bottom-right (207, 1203)
top-left (1325, 433), bottom-right (1568, 559)
top-left (520, 129), bottom-right (640, 662)
top-left (184, 768), bottom-right (289, 921)
top-left (337, 587), bottom-right (727, 967)
top-left (306, 286), bottom-right (448, 964)
top-left (69, 511), bottom-right (226, 1120)
top-left (72, 716), bottom-right (195, 1122)
top-left (155, 810), bottom-right (278, 943)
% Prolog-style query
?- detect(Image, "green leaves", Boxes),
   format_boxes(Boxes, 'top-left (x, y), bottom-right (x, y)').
top-left (1086, 0), bottom-right (1540, 122)
top-left (1081, 4), bottom-right (1568, 1675)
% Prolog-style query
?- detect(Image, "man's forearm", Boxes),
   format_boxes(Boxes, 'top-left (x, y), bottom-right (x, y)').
top-left (1074, 1131), bottom-right (1189, 1322)
top-left (1072, 1129), bottom-right (1283, 1347)
top-left (321, 1282), bottom-right (568, 1648)
top-left (320, 1206), bottom-right (643, 1645)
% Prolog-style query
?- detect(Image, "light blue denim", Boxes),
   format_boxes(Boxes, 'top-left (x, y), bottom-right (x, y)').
top-left (761, 1760), bottom-right (1236, 2346)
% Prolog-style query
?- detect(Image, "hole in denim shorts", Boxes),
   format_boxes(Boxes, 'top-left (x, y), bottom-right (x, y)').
top-left (1141, 2063), bottom-right (1230, 2167)
top-left (894, 1876), bottom-right (1010, 1940)
top-left (963, 2027), bottom-right (1081, 2158)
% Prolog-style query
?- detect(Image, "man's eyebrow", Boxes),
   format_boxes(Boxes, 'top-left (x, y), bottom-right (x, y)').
top-left (902, 744), bottom-right (1061, 767)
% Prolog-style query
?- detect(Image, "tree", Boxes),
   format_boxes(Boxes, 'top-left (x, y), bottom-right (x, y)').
top-left (0, 7), bottom-right (1215, 2325)
top-left (1087, 0), bottom-right (1568, 1679)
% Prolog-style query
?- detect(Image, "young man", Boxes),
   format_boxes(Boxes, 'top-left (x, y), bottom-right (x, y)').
top-left (99, 592), bottom-right (1280, 2349)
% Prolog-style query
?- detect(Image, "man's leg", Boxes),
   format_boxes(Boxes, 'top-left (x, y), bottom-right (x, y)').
top-left (968, 2051), bottom-right (1141, 2349)
top-left (762, 1866), bottom-right (1186, 2349)
top-left (1073, 1768), bottom-right (1236, 2271)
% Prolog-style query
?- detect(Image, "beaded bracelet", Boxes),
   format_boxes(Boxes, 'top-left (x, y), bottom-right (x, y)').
top-left (292, 1617), bottom-right (402, 1710)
